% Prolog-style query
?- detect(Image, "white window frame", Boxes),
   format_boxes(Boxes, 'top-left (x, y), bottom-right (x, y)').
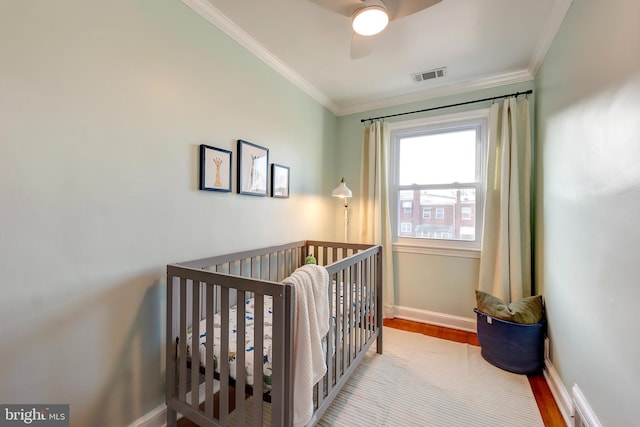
top-left (389, 109), bottom-right (488, 257)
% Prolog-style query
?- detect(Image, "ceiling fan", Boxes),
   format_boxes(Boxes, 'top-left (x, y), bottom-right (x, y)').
top-left (311, 0), bottom-right (442, 58)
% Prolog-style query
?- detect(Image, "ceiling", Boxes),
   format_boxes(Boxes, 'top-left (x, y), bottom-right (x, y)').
top-left (184, 0), bottom-right (573, 116)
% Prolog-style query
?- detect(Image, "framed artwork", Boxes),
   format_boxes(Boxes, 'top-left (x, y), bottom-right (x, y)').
top-left (199, 144), bottom-right (232, 192)
top-left (271, 164), bottom-right (290, 198)
top-left (237, 139), bottom-right (269, 196)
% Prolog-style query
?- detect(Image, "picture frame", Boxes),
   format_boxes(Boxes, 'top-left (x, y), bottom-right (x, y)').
top-left (199, 144), bottom-right (232, 192)
top-left (271, 164), bottom-right (290, 198)
top-left (237, 139), bottom-right (269, 196)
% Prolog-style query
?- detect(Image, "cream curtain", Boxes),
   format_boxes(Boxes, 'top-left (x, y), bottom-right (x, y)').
top-left (478, 97), bottom-right (532, 303)
top-left (359, 121), bottom-right (395, 318)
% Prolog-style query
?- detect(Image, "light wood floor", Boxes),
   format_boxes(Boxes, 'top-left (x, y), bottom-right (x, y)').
top-left (178, 318), bottom-right (566, 426)
top-left (384, 318), bottom-right (566, 427)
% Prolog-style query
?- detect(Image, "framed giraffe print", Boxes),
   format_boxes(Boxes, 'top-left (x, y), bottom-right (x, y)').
top-left (199, 144), bottom-right (232, 192)
top-left (237, 139), bottom-right (269, 196)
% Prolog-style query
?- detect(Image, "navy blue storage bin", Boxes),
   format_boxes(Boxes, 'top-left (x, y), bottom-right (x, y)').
top-left (474, 308), bottom-right (546, 375)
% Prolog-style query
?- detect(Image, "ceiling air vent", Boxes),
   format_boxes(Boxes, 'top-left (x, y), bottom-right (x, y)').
top-left (412, 67), bottom-right (447, 83)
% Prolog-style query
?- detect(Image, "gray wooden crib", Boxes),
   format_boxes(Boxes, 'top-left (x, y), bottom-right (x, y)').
top-left (166, 240), bottom-right (383, 426)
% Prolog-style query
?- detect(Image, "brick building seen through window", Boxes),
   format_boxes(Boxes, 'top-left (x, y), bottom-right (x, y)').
top-left (398, 188), bottom-right (476, 240)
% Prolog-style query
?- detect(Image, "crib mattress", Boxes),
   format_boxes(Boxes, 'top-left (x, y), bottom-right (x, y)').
top-left (186, 297), bottom-right (274, 388)
top-left (184, 287), bottom-right (371, 389)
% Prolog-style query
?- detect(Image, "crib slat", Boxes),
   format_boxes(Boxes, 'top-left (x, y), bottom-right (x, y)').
top-left (293, 247), bottom-right (298, 271)
top-left (362, 258), bottom-right (368, 343)
top-left (352, 263), bottom-right (357, 360)
top-left (360, 260), bottom-right (365, 344)
top-left (258, 254), bottom-right (263, 279)
top-left (342, 267), bottom-right (349, 372)
top-left (271, 286), bottom-right (293, 426)
top-left (338, 268), bottom-right (344, 381)
top-left (179, 278), bottom-right (187, 401)
top-left (326, 274), bottom-right (335, 394)
top-left (348, 264), bottom-right (355, 365)
top-left (235, 290), bottom-right (246, 426)
top-left (369, 256), bottom-right (375, 342)
top-left (273, 252), bottom-right (278, 281)
top-left (253, 293), bottom-right (264, 425)
top-left (166, 275), bottom-right (178, 427)
top-left (190, 281), bottom-right (200, 409)
top-left (278, 250), bottom-right (283, 281)
top-left (284, 249), bottom-right (290, 279)
top-left (219, 287), bottom-right (230, 425)
top-left (204, 283), bottom-right (215, 418)
top-left (251, 256), bottom-right (258, 279)
top-left (376, 248), bottom-right (383, 354)
top-left (355, 262), bottom-right (360, 352)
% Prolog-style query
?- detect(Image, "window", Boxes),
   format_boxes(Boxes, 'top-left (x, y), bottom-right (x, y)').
top-left (390, 110), bottom-right (487, 252)
top-left (400, 223), bottom-right (413, 233)
top-left (461, 206), bottom-right (472, 220)
top-left (402, 201), bottom-right (412, 213)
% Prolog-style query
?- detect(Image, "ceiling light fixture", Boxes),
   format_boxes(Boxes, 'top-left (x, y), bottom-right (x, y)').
top-left (352, 5), bottom-right (389, 36)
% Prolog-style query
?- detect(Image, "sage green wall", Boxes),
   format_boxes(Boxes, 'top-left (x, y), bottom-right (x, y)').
top-left (337, 82), bottom-right (533, 319)
top-left (535, 0), bottom-right (640, 425)
top-left (0, 1), bottom-right (337, 426)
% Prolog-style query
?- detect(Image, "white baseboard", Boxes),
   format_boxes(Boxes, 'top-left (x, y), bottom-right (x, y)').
top-left (394, 306), bottom-right (477, 333)
top-left (543, 357), bottom-right (573, 427)
top-left (572, 384), bottom-right (602, 427)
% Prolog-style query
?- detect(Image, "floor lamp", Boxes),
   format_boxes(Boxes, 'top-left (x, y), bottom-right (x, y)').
top-left (332, 178), bottom-right (352, 242)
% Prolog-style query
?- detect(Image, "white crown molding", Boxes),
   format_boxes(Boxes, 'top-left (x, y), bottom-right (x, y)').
top-left (182, 0), bottom-right (568, 118)
top-left (528, 0), bottom-right (574, 76)
top-left (181, 0), bottom-right (340, 115)
top-left (336, 69), bottom-right (534, 116)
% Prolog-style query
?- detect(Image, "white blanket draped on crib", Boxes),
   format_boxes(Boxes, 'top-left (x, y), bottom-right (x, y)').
top-left (283, 264), bottom-right (330, 427)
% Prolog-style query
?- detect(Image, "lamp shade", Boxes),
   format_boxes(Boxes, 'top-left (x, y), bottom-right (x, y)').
top-left (332, 178), bottom-right (352, 198)
top-left (352, 5), bottom-right (389, 36)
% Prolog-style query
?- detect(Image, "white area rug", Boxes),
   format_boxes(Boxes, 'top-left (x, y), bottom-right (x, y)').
top-left (317, 327), bottom-right (544, 427)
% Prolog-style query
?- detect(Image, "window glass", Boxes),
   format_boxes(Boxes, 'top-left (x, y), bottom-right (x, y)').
top-left (398, 130), bottom-right (477, 185)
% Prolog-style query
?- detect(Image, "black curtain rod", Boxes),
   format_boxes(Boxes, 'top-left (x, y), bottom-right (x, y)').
top-left (360, 89), bottom-right (533, 123)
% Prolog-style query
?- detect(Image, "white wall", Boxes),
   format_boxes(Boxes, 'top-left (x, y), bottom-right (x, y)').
top-left (535, 0), bottom-right (640, 425)
top-left (336, 82), bottom-right (533, 319)
top-left (0, 1), bottom-right (337, 425)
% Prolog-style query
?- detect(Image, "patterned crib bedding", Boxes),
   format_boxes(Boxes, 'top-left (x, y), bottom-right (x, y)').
top-left (186, 297), bottom-right (274, 389)
top-left (184, 287), bottom-right (373, 390)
